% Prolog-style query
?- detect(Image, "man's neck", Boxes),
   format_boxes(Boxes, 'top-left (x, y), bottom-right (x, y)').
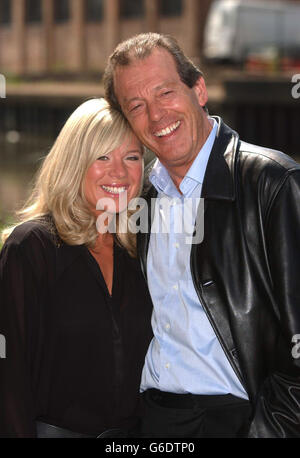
top-left (163, 119), bottom-right (214, 192)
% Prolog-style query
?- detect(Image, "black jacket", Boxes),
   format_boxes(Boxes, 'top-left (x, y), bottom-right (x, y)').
top-left (137, 118), bottom-right (300, 438)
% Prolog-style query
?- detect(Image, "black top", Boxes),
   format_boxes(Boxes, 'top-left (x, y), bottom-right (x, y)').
top-left (0, 218), bottom-right (153, 437)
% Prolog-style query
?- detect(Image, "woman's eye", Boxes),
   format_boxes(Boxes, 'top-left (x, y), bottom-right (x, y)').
top-left (97, 156), bottom-right (109, 161)
top-left (126, 155), bottom-right (140, 161)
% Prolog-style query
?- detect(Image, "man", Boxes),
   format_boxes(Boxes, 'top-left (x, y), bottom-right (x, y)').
top-left (103, 33), bottom-right (300, 438)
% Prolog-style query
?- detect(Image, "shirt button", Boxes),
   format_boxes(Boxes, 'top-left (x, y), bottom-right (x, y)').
top-left (165, 323), bottom-right (170, 331)
top-left (165, 363), bottom-right (170, 369)
top-left (173, 243), bottom-right (179, 249)
top-left (173, 284), bottom-right (178, 290)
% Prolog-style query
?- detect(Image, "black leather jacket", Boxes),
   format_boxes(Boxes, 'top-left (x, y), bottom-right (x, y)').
top-left (137, 118), bottom-right (300, 437)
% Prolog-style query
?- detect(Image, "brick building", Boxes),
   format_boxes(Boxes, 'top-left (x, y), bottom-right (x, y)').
top-left (0, 0), bottom-right (212, 76)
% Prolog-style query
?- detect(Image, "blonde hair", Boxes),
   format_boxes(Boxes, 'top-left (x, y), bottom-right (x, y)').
top-left (2, 98), bottom-right (143, 257)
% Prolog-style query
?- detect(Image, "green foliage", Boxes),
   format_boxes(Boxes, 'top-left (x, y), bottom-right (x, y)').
top-left (0, 224), bottom-right (4, 250)
top-left (0, 215), bottom-right (15, 250)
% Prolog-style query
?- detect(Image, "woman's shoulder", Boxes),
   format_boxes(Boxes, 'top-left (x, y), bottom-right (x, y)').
top-left (4, 216), bottom-right (59, 251)
top-left (1, 217), bottom-right (61, 277)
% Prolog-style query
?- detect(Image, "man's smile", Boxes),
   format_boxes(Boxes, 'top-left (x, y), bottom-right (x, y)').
top-left (154, 120), bottom-right (181, 137)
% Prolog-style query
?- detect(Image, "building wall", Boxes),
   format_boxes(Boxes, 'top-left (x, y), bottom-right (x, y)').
top-left (26, 25), bottom-right (45, 73)
top-left (54, 24), bottom-right (74, 71)
top-left (85, 23), bottom-right (108, 72)
top-left (0, 27), bottom-right (15, 71)
top-left (0, 0), bottom-right (213, 76)
top-left (1, 0), bottom-right (300, 76)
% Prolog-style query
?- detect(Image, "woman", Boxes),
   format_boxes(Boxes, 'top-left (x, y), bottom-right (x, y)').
top-left (0, 98), bottom-right (153, 438)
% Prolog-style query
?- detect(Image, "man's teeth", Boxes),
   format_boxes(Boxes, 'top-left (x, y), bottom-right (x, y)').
top-left (101, 186), bottom-right (127, 194)
top-left (154, 121), bottom-right (181, 137)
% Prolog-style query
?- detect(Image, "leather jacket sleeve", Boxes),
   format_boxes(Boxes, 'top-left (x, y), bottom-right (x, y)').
top-left (248, 169), bottom-right (300, 437)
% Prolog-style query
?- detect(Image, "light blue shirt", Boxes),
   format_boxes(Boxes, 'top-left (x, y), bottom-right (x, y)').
top-left (141, 118), bottom-right (248, 399)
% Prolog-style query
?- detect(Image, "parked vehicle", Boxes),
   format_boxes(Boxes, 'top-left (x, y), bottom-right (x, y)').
top-left (203, 0), bottom-right (300, 63)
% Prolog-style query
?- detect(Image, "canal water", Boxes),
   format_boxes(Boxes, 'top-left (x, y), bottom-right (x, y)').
top-left (0, 133), bottom-right (54, 227)
top-left (0, 99), bottom-right (74, 228)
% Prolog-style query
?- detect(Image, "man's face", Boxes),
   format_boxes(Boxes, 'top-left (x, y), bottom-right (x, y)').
top-left (113, 48), bottom-right (211, 174)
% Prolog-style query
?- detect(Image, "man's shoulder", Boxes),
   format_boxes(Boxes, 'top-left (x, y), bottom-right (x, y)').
top-left (236, 141), bottom-right (300, 208)
top-left (238, 141), bottom-right (300, 173)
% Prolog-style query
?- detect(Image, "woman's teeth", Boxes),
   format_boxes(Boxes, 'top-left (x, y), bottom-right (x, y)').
top-left (101, 185), bottom-right (127, 194)
top-left (154, 120), bottom-right (181, 137)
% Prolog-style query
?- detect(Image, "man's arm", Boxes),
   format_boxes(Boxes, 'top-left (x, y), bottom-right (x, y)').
top-left (248, 168), bottom-right (300, 438)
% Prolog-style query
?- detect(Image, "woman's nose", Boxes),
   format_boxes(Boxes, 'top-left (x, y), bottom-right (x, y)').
top-left (108, 159), bottom-right (127, 179)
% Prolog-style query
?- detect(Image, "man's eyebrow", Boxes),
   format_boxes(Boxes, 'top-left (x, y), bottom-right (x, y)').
top-left (123, 96), bottom-right (143, 105)
top-left (155, 81), bottom-right (177, 91)
top-left (123, 81), bottom-right (177, 106)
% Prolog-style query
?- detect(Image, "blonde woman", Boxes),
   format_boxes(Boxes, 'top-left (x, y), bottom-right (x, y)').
top-left (0, 98), bottom-right (153, 438)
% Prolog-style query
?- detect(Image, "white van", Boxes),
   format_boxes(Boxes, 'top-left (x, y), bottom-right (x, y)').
top-left (203, 0), bottom-right (300, 63)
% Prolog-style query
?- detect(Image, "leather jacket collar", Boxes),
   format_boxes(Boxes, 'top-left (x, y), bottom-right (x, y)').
top-left (201, 116), bottom-right (237, 201)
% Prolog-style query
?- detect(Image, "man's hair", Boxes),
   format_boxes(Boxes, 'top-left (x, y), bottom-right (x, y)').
top-left (103, 32), bottom-right (203, 112)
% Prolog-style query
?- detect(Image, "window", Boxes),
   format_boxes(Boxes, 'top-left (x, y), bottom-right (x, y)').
top-left (25, 0), bottom-right (42, 24)
top-left (120, 0), bottom-right (144, 19)
top-left (0, 0), bottom-right (11, 25)
top-left (54, 0), bottom-right (70, 23)
top-left (161, 0), bottom-right (182, 17)
top-left (86, 0), bottom-right (104, 22)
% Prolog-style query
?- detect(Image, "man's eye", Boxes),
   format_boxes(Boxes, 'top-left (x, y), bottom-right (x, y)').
top-left (130, 105), bottom-right (141, 112)
top-left (162, 90), bottom-right (172, 96)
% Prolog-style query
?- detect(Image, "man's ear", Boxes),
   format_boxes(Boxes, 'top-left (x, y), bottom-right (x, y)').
top-left (193, 76), bottom-right (208, 107)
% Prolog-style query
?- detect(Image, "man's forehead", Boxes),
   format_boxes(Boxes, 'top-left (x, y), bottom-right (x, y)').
top-left (113, 49), bottom-right (179, 95)
top-left (114, 48), bottom-right (176, 77)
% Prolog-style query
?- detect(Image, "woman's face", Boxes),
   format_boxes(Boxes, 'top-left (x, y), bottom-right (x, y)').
top-left (84, 133), bottom-right (143, 215)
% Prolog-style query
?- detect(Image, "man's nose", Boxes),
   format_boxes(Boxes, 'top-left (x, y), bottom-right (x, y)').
top-left (109, 159), bottom-right (127, 179)
top-left (147, 101), bottom-right (164, 122)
